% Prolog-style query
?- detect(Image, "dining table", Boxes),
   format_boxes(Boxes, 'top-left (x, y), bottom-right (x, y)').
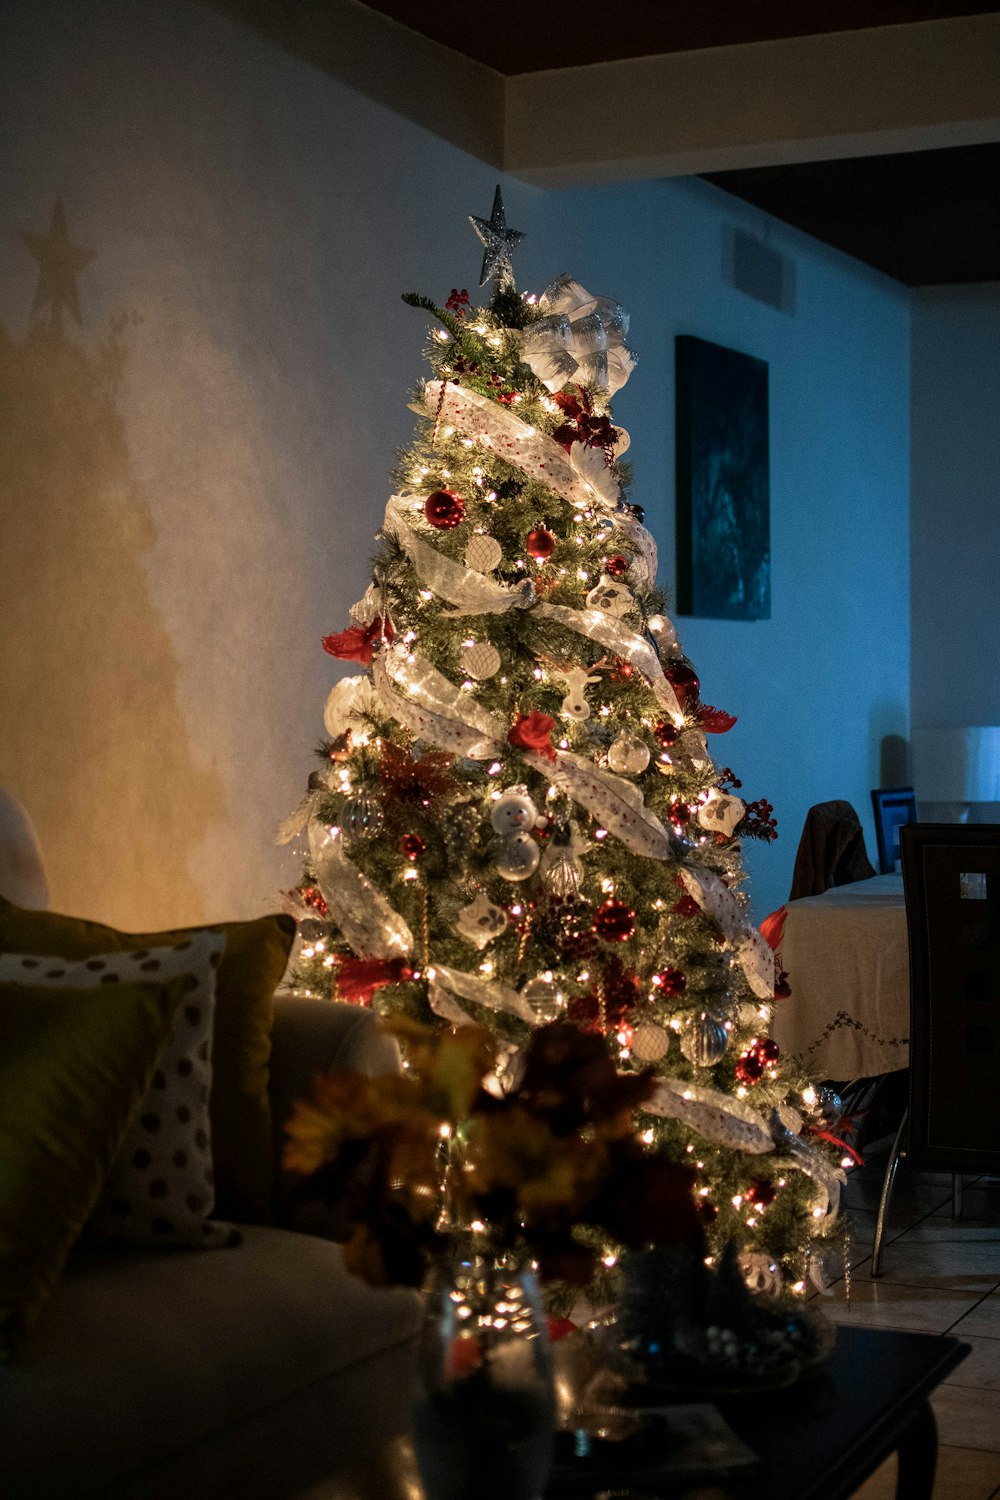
top-left (770, 873), bottom-right (909, 1081)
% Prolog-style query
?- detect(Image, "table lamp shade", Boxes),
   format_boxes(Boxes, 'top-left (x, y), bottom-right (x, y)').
top-left (912, 726), bottom-right (1000, 802)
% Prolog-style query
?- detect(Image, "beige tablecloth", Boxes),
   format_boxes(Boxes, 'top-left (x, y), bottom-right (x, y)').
top-left (771, 874), bottom-right (909, 1081)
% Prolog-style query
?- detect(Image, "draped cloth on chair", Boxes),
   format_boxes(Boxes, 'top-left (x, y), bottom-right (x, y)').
top-left (789, 800), bottom-right (876, 901)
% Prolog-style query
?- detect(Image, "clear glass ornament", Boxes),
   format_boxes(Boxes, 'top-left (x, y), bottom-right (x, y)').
top-left (543, 852), bottom-right (584, 897)
top-left (606, 734), bottom-right (650, 775)
top-left (679, 1013), bottom-right (729, 1068)
top-left (522, 970), bottom-right (570, 1023)
top-left (413, 1246), bottom-right (555, 1500)
top-left (339, 789), bottom-right (383, 843)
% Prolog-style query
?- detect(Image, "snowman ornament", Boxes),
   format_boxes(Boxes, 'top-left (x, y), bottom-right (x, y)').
top-left (490, 787), bottom-right (541, 882)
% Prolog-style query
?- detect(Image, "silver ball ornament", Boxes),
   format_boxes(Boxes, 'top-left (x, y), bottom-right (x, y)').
top-left (679, 1013), bottom-right (729, 1068)
top-left (339, 789), bottom-right (384, 844)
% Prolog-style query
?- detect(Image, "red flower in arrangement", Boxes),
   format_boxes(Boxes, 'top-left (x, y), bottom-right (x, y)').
top-left (322, 616), bottom-right (393, 664)
top-left (697, 704), bottom-right (738, 734)
top-left (551, 388), bottom-right (618, 458)
top-left (508, 709), bottom-right (557, 760)
top-left (336, 956), bottom-right (414, 1005)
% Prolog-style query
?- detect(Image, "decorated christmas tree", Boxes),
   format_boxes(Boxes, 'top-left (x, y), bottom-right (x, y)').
top-left (282, 190), bottom-right (848, 1297)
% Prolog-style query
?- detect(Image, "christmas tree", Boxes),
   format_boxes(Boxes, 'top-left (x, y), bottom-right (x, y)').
top-left (283, 190), bottom-right (847, 1296)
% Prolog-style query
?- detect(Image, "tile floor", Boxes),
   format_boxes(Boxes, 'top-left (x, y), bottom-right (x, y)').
top-left (816, 1147), bottom-right (1000, 1498)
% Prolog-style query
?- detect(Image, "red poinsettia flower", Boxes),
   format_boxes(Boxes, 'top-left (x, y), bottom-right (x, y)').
top-left (321, 616), bottom-right (394, 664)
top-left (336, 956), bottom-right (413, 1005)
top-left (551, 388), bottom-right (618, 455)
top-left (508, 709), bottom-right (557, 760)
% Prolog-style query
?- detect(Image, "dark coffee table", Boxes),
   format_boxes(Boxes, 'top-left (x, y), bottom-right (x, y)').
top-left (550, 1325), bottom-right (968, 1499)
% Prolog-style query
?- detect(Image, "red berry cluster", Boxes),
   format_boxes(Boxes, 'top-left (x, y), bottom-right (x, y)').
top-left (741, 798), bottom-right (778, 841)
top-left (716, 767), bottom-right (743, 792)
top-left (734, 1035), bottom-right (780, 1084)
top-left (296, 884), bottom-right (328, 917)
top-left (445, 287), bottom-right (470, 315)
top-left (488, 373), bottom-right (517, 405)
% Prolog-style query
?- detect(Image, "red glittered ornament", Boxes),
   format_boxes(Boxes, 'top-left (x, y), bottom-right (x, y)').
top-left (756, 1037), bottom-right (780, 1063)
top-left (673, 893), bottom-right (701, 918)
top-left (424, 489), bottom-right (466, 529)
top-left (665, 659), bottom-right (700, 710)
top-left (652, 966), bottom-right (687, 997)
top-left (593, 899), bottom-right (636, 943)
top-left (605, 554), bottom-right (629, 578)
top-left (668, 802), bottom-right (692, 828)
top-left (525, 528), bottom-right (557, 561)
top-left (746, 1179), bottom-right (777, 1208)
top-left (735, 1052), bottom-right (765, 1084)
top-left (400, 833), bottom-right (426, 861)
top-left (654, 721), bottom-right (680, 748)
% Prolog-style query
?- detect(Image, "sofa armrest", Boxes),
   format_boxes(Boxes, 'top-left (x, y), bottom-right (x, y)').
top-left (268, 994), bottom-right (400, 1234)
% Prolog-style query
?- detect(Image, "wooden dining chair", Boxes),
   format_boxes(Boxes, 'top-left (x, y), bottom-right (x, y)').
top-left (871, 823), bottom-right (1000, 1276)
top-left (871, 786), bottom-right (918, 875)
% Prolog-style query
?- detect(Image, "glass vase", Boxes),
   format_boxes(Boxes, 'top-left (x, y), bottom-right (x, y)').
top-left (412, 1246), bottom-right (555, 1500)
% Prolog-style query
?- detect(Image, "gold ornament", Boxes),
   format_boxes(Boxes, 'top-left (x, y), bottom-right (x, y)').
top-left (631, 1023), bottom-right (670, 1062)
top-left (465, 534), bottom-right (503, 572)
top-left (460, 640), bottom-right (501, 680)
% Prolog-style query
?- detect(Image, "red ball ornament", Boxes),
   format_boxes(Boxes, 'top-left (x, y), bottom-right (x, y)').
top-left (525, 528), bottom-right (556, 561)
top-left (593, 899), bottom-right (637, 943)
top-left (668, 802), bottom-right (692, 828)
top-left (756, 1037), bottom-right (780, 1063)
top-left (654, 721), bottom-right (680, 748)
top-left (424, 489), bottom-right (465, 529)
top-left (605, 554), bottom-right (629, 578)
top-left (400, 833), bottom-right (426, 861)
top-left (652, 966), bottom-right (687, 997)
top-left (735, 1052), bottom-right (765, 1084)
top-left (665, 659), bottom-right (700, 710)
top-left (746, 1179), bottom-right (777, 1208)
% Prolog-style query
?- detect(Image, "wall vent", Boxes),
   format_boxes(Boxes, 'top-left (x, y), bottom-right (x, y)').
top-left (725, 228), bottom-right (795, 314)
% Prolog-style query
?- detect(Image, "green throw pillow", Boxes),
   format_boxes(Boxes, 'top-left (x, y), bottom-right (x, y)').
top-left (0, 976), bottom-right (192, 1360)
top-left (0, 900), bottom-right (296, 1223)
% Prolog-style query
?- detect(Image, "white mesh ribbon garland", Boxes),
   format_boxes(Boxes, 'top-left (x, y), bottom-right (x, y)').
top-left (371, 647), bottom-right (504, 760)
top-left (677, 867), bottom-right (775, 999)
top-left (769, 1110), bottom-right (846, 1220)
top-left (534, 602), bottom-right (683, 719)
top-left (307, 824), bottom-right (413, 960)
top-left (420, 381), bottom-right (616, 515)
top-left (644, 1078), bottom-right (774, 1154)
top-left (428, 965), bottom-right (539, 1027)
top-left (522, 749), bottom-right (673, 860)
top-left (383, 495), bottom-right (535, 616)
top-left (520, 275), bottom-right (638, 396)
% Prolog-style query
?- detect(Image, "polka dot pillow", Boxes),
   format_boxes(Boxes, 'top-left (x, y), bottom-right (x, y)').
top-left (0, 933), bottom-right (240, 1250)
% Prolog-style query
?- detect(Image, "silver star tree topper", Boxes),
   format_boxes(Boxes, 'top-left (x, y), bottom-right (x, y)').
top-left (469, 185), bottom-right (525, 290)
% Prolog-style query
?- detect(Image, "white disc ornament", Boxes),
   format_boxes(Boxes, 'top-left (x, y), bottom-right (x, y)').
top-left (697, 788), bottom-right (746, 838)
top-left (607, 734), bottom-right (650, 775)
top-left (679, 1014), bottom-right (729, 1068)
top-left (522, 971), bottom-right (569, 1023)
top-left (460, 640), bottom-right (501, 681)
top-left (585, 575), bottom-right (634, 618)
top-left (631, 1023), bottom-right (670, 1063)
top-left (494, 832), bottom-right (541, 882)
top-left (465, 533), bottom-right (502, 573)
top-left (490, 788), bottom-right (538, 837)
top-left (455, 891), bottom-right (508, 950)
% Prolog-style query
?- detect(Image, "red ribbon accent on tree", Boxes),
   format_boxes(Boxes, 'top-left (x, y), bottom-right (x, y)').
top-left (335, 955), bottom-right (414, 1005)
top-left (551, 387), bottom-right (618, 462)
top-left (697, 704), bottom-right (737, 733)
top-left (321, 616), bottom-right (394, 665)
top-left (508, 709), bottom-right (557, 761)
top-left (803, 1125), bottom-right (864, 1168)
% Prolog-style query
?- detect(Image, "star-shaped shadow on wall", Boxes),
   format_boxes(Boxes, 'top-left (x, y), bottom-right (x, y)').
top-left (18, 198), bottom-right (95, 333)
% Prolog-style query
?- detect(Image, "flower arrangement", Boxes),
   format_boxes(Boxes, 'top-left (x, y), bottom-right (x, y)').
top-left (283, 1019), bottom-right (705, 1291)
